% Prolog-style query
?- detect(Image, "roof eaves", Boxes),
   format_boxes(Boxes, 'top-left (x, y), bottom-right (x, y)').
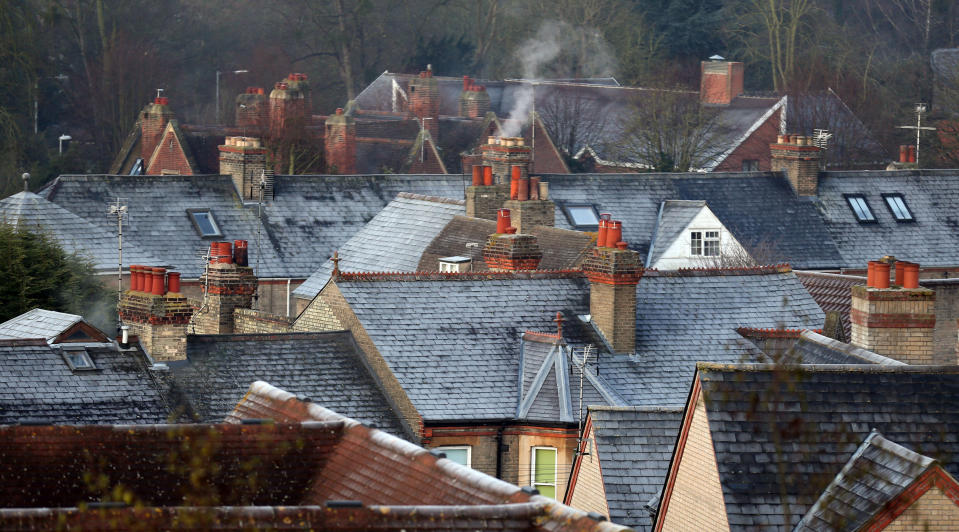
top-left (700, 95), bottom-right (786, 172)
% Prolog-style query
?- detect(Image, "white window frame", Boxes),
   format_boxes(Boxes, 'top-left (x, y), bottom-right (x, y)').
top-left (531, 446), bottom-right (558, 498)
top-left (61, 347), bottom-right (96, 371)
top-left (690, 231), bottom-right (703, 256)
top-left (435, 445), bottom-right (471, 468)
top-left (703, 230), bottom-right (720, 257)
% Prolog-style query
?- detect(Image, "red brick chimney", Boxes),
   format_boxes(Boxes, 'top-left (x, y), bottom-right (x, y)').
top-left (851, 259), bottom-right (936, 364)
top-left (700, 59), bottom-right (744, 105)
top-left (409, 66), bottom-right (440, 141)
top-left (459, 76), bottom-right (490, 119)
top-left (325, 108), bottom-right (356, 174)
top-left (269, 79), bottom-right (306, 141)
top-left (218, 136), bottom-right (268, 200)
top-left (582, 220), bottom-right (643, 353)
top-left (235, 87), bottom-right (268, 131)
top-left (119, 265), bottom-right (192, 361)
top-left (140, 96), bottom-right (175, 161)
top-left (192, 241), bottom-right (258, 335)
top-left (771, 134), bottom-right (822, 196)
top-left (482, 209), bottom-right (543, 271)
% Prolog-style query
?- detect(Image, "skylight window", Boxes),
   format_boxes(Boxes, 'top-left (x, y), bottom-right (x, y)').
top-left (562, 204), bottom-right (600, 229)
top-left (844, 195), bottom-right (876, 223)
top-left (883, 194), bottom-right (914, 222)
top-left (187, 209), bottom-right (222, 237)
top-left (62, 347), bottom-right (95, 371)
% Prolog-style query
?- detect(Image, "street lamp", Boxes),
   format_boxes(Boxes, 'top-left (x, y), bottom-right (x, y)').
top-left (216, 69), bottom-right (249, 124)
top-left (58, 134), bottom-right (72, 154)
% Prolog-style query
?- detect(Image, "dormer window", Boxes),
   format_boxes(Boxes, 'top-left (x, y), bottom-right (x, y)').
top-left (62, 347), bottom-right (95, 371)
top-left (844, 194), bottom-right (876, 223)
top-left (187, 209), bottom-right (222, 238)
top-left (562, 204), bottom-right (600, 229)
top-left (882, 194), bottom-right (914, 222)
top-left (690, 230), bottom-right (720, 256)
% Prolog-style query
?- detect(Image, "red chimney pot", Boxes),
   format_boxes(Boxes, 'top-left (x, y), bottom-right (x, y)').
top-left (903, 262), bottom-right (920, 289)
top-left (167, 271), bottom-right (181, 293)
top-left (483, 165), bottom-right (493, 186)
top-left (529, 177), bottom-right (540, 200)
top-left (151, 268), bottom-right (166, 296)
top-left (471, 165), bottom-right (483, 186)
top-left (899, 145), bottom-right (909, 163)
top-left (867, 261), bottom-right (878, 288)
top-left (874, 262), bottom-right (891, 289)
top-left (616, 242), bottom-right (628, 250)
top-left (234, 240), bottom-right (249, 267)
top-left (497, 209), bottom-right (512, 234)
top-left (597, 220), bottom-right (609, 248)
top-left (895, 260), bottom-right (907, 286)
top-left (606, 221), bottom-right (623, 248)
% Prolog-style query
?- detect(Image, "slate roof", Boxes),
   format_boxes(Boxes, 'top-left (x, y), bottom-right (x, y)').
top-left (542, 173), bottom-right (843, 270)
top-left (795, 431), bottom-right (942, 531)
top-left (695, 364), bottom-right (959, 529)
top-left (0, 309), bottom-right (83, 342)
top-left (587, 406), bottom-right (684, 531)
top-left (39, 174), bottom-right (467, 279)
top-left (646, 200), bottom-right (706, 266)
top-left (816, 170), bottom-right (959, 267)
top-left (293, 193), bottom-right (465, 299)
top-left (786, 330), bottom-right (904, 366)
top-left (321, 267), bottom-right (823, 421)
top-left (0, 191), bottom-right (161, 272)
top-left (595, 268), bottom-right (824, 408)
top-left (0, 338), bottom-right (180, 424)
top-left (170, 331), bottom-right (408, 438)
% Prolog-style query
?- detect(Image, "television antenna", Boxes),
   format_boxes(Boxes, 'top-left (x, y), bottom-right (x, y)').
top-left (107, 198), bottom-right (128, 335)
top-left (896, 103), bottom-right (936, 166)
top-left (812, 129), bottom-right (832, 150)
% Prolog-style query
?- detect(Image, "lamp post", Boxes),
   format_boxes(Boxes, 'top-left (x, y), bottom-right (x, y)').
top-left (216, 69), bottom-right (249, 124)
top-left (58, 134), bottom-right (72, 154)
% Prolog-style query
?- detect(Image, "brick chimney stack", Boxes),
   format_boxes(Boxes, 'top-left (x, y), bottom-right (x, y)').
top-left (325, 108), bottom-right (356, 174)
top-left (771, 134), bottom-right (822, 196)
top-left (409, 66), bottom-right (440, 141)
top-left (482, 209), bottom-right (543, 271)
top-left (192, 241), bottom-right (258, 335)
top-left (140, 97), bottom-right (175, 161)
top-left (269, 79), bottom-right (306, 141)
top-left (582, 220), bottom-right (643, 353)
top-left (851, 259), bottom-right (937, 364)
top-left (459, 76), bottom-right (490, 118)
top-left (700, 59), bottom-right (744, 105)
top-left (119, 265), bottom-right (192, 361)
top-left (235, 87), bottom-right (268, 131)
top-left (218, 136), bottom-right (268, 200)
top-left (503, 164), bottom-right (554, 234)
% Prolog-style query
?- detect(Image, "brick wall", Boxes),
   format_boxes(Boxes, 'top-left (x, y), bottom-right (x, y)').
top-left (770, 137), bottom-right (821, 196)
top-left (583, 248), bottom-right (643, 353)
top-left (192, 263), bottom-right (258, 335)
top-left (503, 199), bottom-right (554, 234)
top-left (145, 124), bottom-right (193, 175)
top-left (530, 119), bottom-right (570, 174)
top-left (141, 99), bottom-right (174, 161)
top-left (409, 72), bottom-right (439, 140)
top-left (119, 290), bottom-right (192, 361)
top-left (713, 110), bottom-right (780, 172)
top-left (659, 396), bottom-right (731, 531)
top-left (884, 486), bottom-right (959, 531)
top-left (850, 285), bottom-right (936, 364)
top-left (219, 140), bottom-right (267, 200)
top-left (567, 422), bottom-right (610, 518)
top-left (700, 61), bottom-right (744, 105)
top-left (466, 184), bottom-right (509, 221)
top-left (483, 233), bottom-right (542, 271)
top-left (930, 284), bottom-right (959, 364)
top-left (233, 308), bottom-right (292, 334)
top-left (294, 282), bottom-right (423, 440)
top-left (325, 110), bottom-right (356, 174)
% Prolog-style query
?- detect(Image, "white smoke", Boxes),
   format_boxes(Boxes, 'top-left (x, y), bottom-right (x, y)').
top-left (500, 20), bottom-right (618, 137)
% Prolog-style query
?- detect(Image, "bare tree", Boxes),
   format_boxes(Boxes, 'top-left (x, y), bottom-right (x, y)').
top-left (538, 87), bottom-right (611, 158)
top-left (610, 89), bottom-right (729, 172)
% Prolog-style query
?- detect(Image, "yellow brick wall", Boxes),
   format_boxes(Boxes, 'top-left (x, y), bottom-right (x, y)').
top-left (292, 284), bottom-right (343, 332)
top-left (660, 396), bottom-right (730, 532)
top-left (850, 290), bottom-right (935, 364)
top-left (514, 432), bottom-right (577, 501)
top-left (567, 423), bottom-right (610, 518)
top-left (883, 485), bottom-right (959, 531)
top-left (233, 309), bottom-right (292, 334)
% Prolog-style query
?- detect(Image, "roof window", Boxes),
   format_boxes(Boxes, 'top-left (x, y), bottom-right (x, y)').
top-left (562, 204), bottom-right (600, 229)
top-left (61, 347), bottom-right (96, 371)
top-left (844, 195), bottom-right (876, 223)
top-left (882, 194), bottom-right (914, 222)
top-left (187, 209), bottom-right (222, 238)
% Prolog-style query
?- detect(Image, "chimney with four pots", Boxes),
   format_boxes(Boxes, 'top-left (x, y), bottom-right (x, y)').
top-left (119, 265), bottom-right (192, 361)
top-left (192, 240), bottom-right (259, 336)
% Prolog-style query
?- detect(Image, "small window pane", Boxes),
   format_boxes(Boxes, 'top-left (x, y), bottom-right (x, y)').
top-left (704, 231), bottom-right (720, 256)
top-left (846, 196), bottom-right (875, 222)
top-left (190, 211), bottom-right (220, 236)
top-left (63, 349), bottom-right (95, 370)
top-left (690, 231), bottom-right (702, 256)
top-left (884, 195), bottom-right (913, 221)
top-left (567, 206), bottom-right (599, 226)
top-left (437, 447), bottom-right (470, 467)
top-left (533, 447), bottom-right (557, 499)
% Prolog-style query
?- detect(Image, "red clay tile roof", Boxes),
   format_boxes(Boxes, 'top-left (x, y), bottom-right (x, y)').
top-left (795, 271), bottom-right (865, 339)
top-left (0, 381), bottom-right (630, 531)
